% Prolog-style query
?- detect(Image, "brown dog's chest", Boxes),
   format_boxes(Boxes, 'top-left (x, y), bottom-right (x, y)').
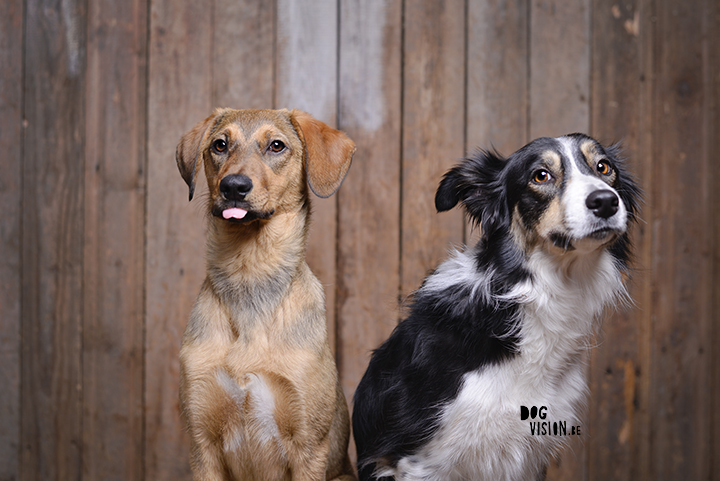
top-left (182, 327), bottom-right (338, 474)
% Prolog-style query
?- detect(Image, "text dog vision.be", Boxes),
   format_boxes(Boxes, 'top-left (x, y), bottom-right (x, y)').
top-left (521, 406), bottom-right (582, 436)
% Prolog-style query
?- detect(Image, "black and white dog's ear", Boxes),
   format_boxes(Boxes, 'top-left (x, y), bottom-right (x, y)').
top-left (435, 168), bottom-right (464, 212)
top-left (435, 150), bottom-right (509, 237)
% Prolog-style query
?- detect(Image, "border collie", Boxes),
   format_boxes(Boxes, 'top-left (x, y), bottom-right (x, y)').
top-left (352, 134), bottom-right (641, 481)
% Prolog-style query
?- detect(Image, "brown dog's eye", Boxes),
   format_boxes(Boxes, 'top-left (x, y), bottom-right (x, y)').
top-left (597, 161), bottom-right (612, 175)
top-left (533, 170), bottom-right (551, 184)
top-left (268, 140), bottom-right (286, 153)
top-left (212, 139), bottom-right (227, 153)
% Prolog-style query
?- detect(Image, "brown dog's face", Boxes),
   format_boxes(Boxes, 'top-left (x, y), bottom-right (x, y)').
top-left (176, 108), bottom-right (355, 224)
top-left (202, 109), bottom-right (303, 224)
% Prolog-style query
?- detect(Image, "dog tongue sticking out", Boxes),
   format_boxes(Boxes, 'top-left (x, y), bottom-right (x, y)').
top-left (222, 208), bottom-right (247, 220)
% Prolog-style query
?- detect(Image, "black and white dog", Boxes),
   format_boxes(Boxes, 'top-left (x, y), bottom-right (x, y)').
top-left (352, 134), bottom-right (641, 481)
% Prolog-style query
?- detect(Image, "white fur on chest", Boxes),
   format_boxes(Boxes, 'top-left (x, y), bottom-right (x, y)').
top-left (215, 369), bottom-right (283, 455)
top-left (387, 249), bottom-right (624, 481)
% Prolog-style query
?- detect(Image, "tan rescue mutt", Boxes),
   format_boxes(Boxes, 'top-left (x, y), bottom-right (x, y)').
top-left (176, 108), bottom-right (356, 481)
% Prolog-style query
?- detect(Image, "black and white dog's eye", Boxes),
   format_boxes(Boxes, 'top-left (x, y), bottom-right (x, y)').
top-left (212, 139), bottom-right (228, 153)
top-left (597, 161), bottom-right (612, 175)
top-left (533, 170), bottom-right (552, 184)
top-left (268, 140), bottom-right (286, 153)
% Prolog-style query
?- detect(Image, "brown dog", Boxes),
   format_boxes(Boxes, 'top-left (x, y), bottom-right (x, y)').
top-left (176, 108), bottom-right (356, 480)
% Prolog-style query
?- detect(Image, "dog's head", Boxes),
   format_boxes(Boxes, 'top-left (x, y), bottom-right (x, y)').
top-left (436, 134), bottom-right (641, 264)
top-left (176, 108), bottom-right (355, 224)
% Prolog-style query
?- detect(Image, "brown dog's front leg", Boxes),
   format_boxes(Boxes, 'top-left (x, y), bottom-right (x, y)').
top-left (188, 441), bottom-right (228, 481)
top-left (287, 439), bottom-right (357, 481)
top-left (327, 454), bottom-right (357, 481)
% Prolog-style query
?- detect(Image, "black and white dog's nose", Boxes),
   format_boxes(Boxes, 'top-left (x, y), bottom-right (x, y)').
top-left (586, 189), bottom-right (619, 219)
top-left (220, 174), bottom-right (253, 201)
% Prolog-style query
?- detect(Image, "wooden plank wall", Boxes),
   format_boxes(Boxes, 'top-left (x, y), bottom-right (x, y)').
top-left (0, 1), bottom-right (718, 480)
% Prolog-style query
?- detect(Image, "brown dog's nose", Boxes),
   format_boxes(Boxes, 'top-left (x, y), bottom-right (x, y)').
top-left (586, 189), bottom-right (619, 219)
top-left (220, 174), bottom-right (253, 201)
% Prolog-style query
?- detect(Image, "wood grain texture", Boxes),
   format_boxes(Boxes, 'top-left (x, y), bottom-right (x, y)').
top-left (212, 0), bottom-right (275, 109)
top-left (2, 2), bottom-right (719, 479)
top-left (82, 0), bottom-right (147, 478)
top-left (21, 0), bottom-right (87, 479)
top-left (634, 4), bottom-right (655, 480)
top-left (401, 0), bottom-right (466, 297)
top-left (529, 1), bottom-right (591, 479)
top-left (587, 1), bottom-right (647, 480)
top-left (466, 0), bottom-right (529, 155)
top-left (530, 0), bottom-right (590, 139)
top-left (0, 0), bottom-right (23, 478)
top-left (275, 0), bottom-right (340, 351)
top-left (145, 1), bottom-right (211, 478)
top-left (710, 0), bottom-right (720, 477)
top-left (337, 0), bottom-right (402, 405)
top-left (649, 0), bottom-right (713, 478)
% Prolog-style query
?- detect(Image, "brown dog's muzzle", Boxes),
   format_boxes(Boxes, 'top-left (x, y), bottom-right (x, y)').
top-left (211, 174), bottom-right (275, 224)
top-left (217, 174), bottom-right (255, 222)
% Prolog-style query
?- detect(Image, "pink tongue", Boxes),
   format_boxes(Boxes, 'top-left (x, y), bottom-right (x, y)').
top-left (222, 208), bottom-right (247, 220)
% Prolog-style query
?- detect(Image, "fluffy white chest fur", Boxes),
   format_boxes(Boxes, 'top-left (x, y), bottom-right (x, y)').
top-left (383, 248), bottom-right (625, 481)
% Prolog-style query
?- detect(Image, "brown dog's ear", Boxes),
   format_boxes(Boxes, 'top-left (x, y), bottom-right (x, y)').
top-left (289, 109), bottom-right (356, 198)
top-left (176, 110), bottom-right (222, 201)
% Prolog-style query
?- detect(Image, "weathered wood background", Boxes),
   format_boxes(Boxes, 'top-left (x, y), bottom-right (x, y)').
top-left (1, 0), bottom-right (718, 480)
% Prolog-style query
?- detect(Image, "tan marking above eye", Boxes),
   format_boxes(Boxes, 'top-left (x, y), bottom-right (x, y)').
top-left (542, 151), bottom-right (562, 171)
top-left (580, 140), bottom-right (598, 162)
top-left (252, 125), bottom-right (291, 155)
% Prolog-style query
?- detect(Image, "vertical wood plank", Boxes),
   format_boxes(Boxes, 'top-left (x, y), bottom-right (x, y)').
top-left (337, 0), bottom-right (402, 407)
top-left (212, 0), bottom-right (275, 109)
top-left (82, 0), bottom-right (147, 479)
top-left (649, 0), bottom-right (713, 479)
top-left (466, 0), bottom-right (529, 155)
top-left (587, 1), bottom-right (650, 480)
top-left (634, 4), bottom-right (656, 481)
top-left (275, 0), bottom-right (340, 351)
top-left (401, 0), bottom-right (466, 297)
top-left (529, 1), bottom-right (591, 479)
top-left (530, 0), bottom-right (591, 139)
top-left (146, 1), bottom-right (211, 478)
top-left (0, 0), bottom-right (23, 478)
top-left (710, 0), bottom-right (720, 476)
top-left (21, 0), bottom-right (86, 479)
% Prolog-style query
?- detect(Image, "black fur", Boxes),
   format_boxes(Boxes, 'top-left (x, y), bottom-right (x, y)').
top-left (353, 284), bottom-right (522, 479)
top-left (352, 134), bottom-right (641, 480)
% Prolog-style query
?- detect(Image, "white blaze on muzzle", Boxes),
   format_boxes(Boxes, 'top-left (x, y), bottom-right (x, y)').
top-left (558, 137), bottom-right (628, 241)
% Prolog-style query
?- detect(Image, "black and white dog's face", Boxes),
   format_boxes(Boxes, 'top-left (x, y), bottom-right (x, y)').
top-left (436, 133), bottom-right (641, 262)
